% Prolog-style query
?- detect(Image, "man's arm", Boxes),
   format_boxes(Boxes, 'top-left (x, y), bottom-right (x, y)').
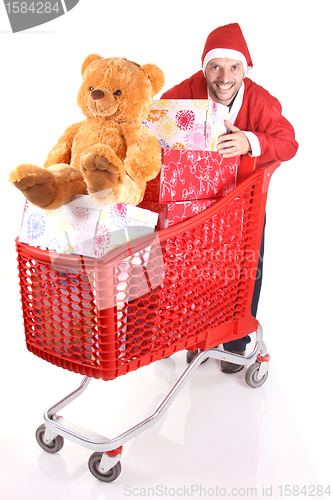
top-left (219, 108), bottom-right (298, 165)
top-left (227, 84), bottom-right (298, 166)
top-left (249, 103), bottom-right (299, 165)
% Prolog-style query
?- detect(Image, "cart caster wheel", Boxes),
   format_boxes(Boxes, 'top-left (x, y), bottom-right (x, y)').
top-left (88, 452), bottom-right (122, 482)
top-left (35, 424), bottom-right (64, 453)
top-left (245, 361), bottom-right (268, 388)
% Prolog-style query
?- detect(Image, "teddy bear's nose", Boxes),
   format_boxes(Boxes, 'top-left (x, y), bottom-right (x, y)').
top-left (91, 89), bottom-right (105, 100)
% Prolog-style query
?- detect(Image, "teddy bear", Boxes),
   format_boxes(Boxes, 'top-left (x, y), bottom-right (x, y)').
top-left (9, 55), bottom-right (165, 209)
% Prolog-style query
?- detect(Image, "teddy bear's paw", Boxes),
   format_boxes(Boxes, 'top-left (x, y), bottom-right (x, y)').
top-left (81, 152), bottom-right (107, 171)
top-left (9, 164), bottom-right (56, 207)
top-left (81, 152), bottom-right (124, 195)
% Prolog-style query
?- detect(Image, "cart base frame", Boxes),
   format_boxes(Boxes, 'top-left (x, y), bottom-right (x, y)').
top-left (37, 324), bottom-right (269, 481)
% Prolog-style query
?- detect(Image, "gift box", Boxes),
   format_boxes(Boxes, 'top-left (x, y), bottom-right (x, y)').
top-left (144, 99), bottom-right (207, 150)
top-left (144, 99), bottom-right (230, 151)
top-left (139, 198), bottom-right (219, 230)
top-left (18, 195), bottom-right (158, 258)
top-left (143, 149), bottom-right (240, 203)
top-left (206, 100), bottom-right (229, 151)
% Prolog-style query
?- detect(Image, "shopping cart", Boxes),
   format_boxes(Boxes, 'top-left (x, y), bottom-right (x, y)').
top-left (16, 154), bottom-right (280, 481)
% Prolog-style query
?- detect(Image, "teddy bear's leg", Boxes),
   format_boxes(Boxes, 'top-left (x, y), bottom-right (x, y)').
top-left (45, 164), bottom-right (88, 209)
top-left (81, 145), bottom-right (127, 203)
top-left (9, 163), bottom-right (87, 210)
top-left (112, 175), bottom-right (146, 206)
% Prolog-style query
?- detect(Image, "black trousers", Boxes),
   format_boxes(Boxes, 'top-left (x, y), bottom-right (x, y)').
top-left (223, 216), bottom-right (266, 352)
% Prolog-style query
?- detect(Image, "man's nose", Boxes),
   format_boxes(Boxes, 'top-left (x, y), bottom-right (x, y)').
top-left (217, 69), bottom-right (229, 82)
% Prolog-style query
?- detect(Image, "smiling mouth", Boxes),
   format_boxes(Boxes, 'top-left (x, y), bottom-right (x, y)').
top-left (215, 83), bottom-right (233, 91)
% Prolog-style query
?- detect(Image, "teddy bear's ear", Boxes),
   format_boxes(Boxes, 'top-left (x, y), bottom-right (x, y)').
top-left (81, 54), bottom-right (102, 75)
top-left (140, 64), bottom-right (165, 96)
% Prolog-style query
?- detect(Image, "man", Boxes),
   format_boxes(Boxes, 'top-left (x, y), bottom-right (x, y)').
top-left (161, 23), bottom-right (298, 372)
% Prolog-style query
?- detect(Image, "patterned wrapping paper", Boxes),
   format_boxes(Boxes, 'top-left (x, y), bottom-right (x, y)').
top-left (144, 149), bottom-right (240, 203)
top-left (139, 199), bottom-right (220, 230)
top-left (206, 100), bottom-right (229, 150)
top-left (19, 196), bottom-right (158, 258)
top-left (144, 99), bottom-right (208, 150)
top-left (144, 99), bottom-right (230, 151)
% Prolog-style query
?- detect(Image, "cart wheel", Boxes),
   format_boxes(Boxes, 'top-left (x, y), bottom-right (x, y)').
top-left (245, 361), bottom-right (268, 388)
top-left (88, 452), bottom-right (122, 482)
top-left (35, 424), bottom-right (64, 453)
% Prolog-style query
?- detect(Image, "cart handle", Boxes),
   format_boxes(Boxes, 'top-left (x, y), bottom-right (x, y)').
top-left (257, 160), bottom-right (281, 193)
top-left (237, 155), bottom-right (281, 193)
top-left (236, 154), bottom-right (257, 185)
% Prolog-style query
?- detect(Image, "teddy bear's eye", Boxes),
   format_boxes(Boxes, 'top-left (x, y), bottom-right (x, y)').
top-left (89, 86), bottom-right (94, 91)
top-left (113, 90), bottom-right (121, 96)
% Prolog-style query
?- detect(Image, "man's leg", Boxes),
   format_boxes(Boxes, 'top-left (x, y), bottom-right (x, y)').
top-left (221, 216), bottom-right (266, 372)
top-left (250, 215), bottom-right (266, 319)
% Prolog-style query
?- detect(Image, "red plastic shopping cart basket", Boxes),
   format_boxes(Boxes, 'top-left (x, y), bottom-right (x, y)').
top-left (15, 154), bottom-right (279, 481)
top-left (16, 155), bottom-right (278, 381)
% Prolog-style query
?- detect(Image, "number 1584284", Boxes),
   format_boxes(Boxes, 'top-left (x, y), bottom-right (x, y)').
top-left (5, 2), bottom-right (61, 14)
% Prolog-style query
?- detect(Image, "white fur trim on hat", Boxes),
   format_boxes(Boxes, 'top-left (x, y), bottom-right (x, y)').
top-left (202, 48), bottom-right (249, 76)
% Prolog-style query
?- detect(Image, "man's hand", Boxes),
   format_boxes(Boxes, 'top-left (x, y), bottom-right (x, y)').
top-left (217, 120), bottom-right (251, 157)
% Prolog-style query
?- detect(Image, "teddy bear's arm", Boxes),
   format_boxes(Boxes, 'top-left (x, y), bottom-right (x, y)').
top-left (43, 122), bottom-right (83, 169)
top-left (121, 123), bottom-right (162, 182)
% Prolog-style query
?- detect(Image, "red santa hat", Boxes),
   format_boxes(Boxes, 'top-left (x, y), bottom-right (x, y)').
top-left (202, 23), bottom-right (254, 76)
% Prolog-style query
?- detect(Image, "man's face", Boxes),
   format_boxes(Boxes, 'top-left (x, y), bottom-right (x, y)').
top-left (205, 58), bottom-right (245, 106)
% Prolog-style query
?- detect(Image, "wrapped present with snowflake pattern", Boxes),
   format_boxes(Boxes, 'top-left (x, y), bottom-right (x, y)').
top-left (19, 195), bottom-right (158, 258)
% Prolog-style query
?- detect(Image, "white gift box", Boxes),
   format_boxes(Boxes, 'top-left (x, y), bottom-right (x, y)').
top-left (144, 99), bottom-right (230, 151)
top-left (19, 195), bottom-right (158, 258)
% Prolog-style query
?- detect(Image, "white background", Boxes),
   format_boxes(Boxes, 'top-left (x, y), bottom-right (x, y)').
top-left (0, 0), bottom-right (332, 498)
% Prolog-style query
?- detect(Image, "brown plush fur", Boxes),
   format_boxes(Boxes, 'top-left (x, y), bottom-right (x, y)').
top-left (9, 55), bottom-right (165, 209)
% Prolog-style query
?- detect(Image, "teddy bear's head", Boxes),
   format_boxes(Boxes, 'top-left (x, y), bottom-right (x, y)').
top-left (77, 55), bottom-right (165, 122)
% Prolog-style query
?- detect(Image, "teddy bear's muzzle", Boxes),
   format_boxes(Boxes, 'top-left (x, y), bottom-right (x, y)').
top-left (87, 87), bottom-right (118, 117)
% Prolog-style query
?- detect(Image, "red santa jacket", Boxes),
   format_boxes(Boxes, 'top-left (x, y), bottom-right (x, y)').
top-left (161, 71), bottom-right (298, 166)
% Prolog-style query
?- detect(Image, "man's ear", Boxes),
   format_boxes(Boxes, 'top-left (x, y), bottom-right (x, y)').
top-left (140, 64), bottom-right (165, 96)
top-left (81, 54), bottom-right (101, 75)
